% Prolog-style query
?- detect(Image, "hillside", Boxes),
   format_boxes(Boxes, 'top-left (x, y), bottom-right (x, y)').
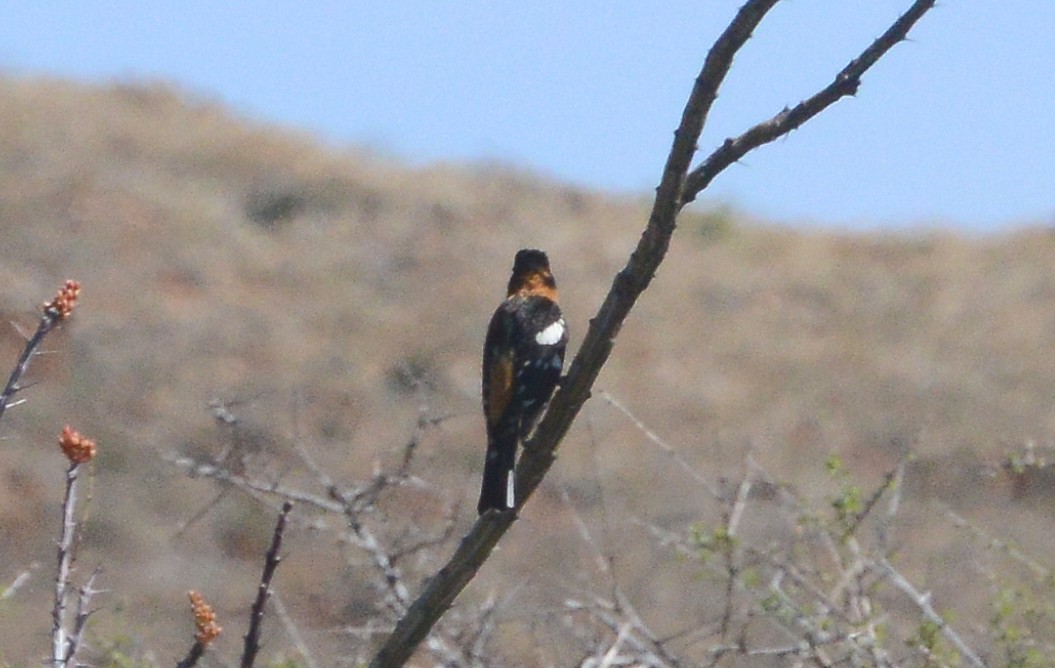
top-left (1, 75), bottom-right (1054, 664)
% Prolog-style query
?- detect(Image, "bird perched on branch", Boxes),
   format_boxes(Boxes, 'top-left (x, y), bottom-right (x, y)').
top-left (479, 249), bottom-right (568, 514)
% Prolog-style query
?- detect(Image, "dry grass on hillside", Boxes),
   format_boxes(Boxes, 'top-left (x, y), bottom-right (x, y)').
top-left (1, 76), bottom-right (1054, 664)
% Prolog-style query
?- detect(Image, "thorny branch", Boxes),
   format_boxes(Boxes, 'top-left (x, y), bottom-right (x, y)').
top-left (240, 501), bottom-right (293, 668)
top-left (63, 569), bottom-right (101, 667)
top-left (558, 485), bottom-right (685, 668)
top-left (51, 459), bottom-right (91, 667)
top-left (880, 559), bottom-right (986, 668)
top-left (0, 280), bottom-right (80, 427)
top-left (368, 2), bottom-right (938, 666)
top-left (173, 398), bottom-right (464, 665)
top-left (272, 589), bottom-right (320, 668)
top-left (50, 481), bottom-right (74, 665)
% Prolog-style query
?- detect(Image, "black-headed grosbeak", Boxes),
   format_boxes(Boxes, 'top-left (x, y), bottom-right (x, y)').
top-left (479, 249), bottom-right (568, 514)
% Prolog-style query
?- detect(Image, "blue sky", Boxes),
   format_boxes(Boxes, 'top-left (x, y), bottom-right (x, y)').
top-left (1, 2), bottom-right (1051, 231)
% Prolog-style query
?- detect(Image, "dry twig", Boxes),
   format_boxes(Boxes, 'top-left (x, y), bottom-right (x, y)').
top-left (241, 501), bottom-right (294, 668)
top-left (51, 426), bottom-right (97, 668)
top-left (0, 280), bottom-right (80, 426)
top-left (879, 558), bottom-right (986, 668)
top-left (173, 398), bottom-right (463, 665)
top-left (272, 588), bottom-right (320, 668)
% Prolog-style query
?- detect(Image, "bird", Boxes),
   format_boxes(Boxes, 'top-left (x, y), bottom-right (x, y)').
top-left (479, 249), bottom-right (568, 514)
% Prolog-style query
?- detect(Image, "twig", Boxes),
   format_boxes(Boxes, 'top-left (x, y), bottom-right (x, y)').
top-left (558, 493), bottom-right (687, 668)
top-left (764, 572), bottom-right (836, 666)
top-left (0, 280), bottom-right (80, 426)
top-left (367, 2), bottom-right (937, 665)
top-left (63, 568), bottom-right (102, 666)
top-left (596, 622), bottom-right (632, 668)
top-left (368, 514), bottom-right (513, 668)
top-left (176, 641), bottom-right (206, 668)
top-left (718, 463), bottom-right (751, 639)
top-left (611, 587), bottom-right (685, 668)
top-left (942, 504), bottom-right (1050, 580)
top-left (877, 457), bottom-right (908, 552)
top-left (599, 391), bottom-right (720, 498)
top-left (565, 597), bottom-right (678, 668)
top-left (178, 404), bottom-right (462, 664)
top-left (51, 462), bottom-right (83, 667)
top-left (682, 0), bottom-right (938, 204)
top-left (560, 485), bottom-right (613, 579)
top-left (271, 588), bottom-right (320, 668)
top-left (51, 426), bottom-right (97, 668)
top-left (464, 592), bottom-right (497, 667)
top-left (879, 558), bottom-right (985, 668)
top-left (1, 565), bottom-right (35, 601)
top-left (345, 411), bottom-right (450, 514)
top-left (841, 458), bottom-right (906, 541)
top-left (329, 485), bottom-right (411, 616)
top-left (241, 501), bottom-right (294, 668)
top-left (169, 455), bottom-right (344, 513)
top-left (390, 509), bottom-right (460, 563)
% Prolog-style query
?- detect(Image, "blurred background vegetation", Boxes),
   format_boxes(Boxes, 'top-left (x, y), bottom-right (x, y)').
top-left (1, 76), bottom-right (1054, 665)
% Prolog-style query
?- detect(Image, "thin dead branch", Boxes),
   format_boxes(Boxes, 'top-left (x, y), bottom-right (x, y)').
top-left (879, 558), bottom-right (986, 668)
top-left (599, 391), bottom-right (720, 498)
top-left (1, 566), bottom-right (35, 602)
top-left (174, 398), bottom-right (464, 665)
top-left (0, 280), bottom-right (80, 426)
top-left (50, 463), bottom-right (80, 666)
top-left (63, 568), bottom-right (102, 666)
top-left (51, 426), bottom-right (98, 668)
top-left (272, 588), bottom-right (320, 668)
top-left (682, 0), bottom-right (938, 204)
top-left (241, 501), bottom-right (294, 668)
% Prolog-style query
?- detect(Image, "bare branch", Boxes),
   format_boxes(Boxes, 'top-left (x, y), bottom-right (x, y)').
top-left (840, 456), bottom-right (907, 541)
top-left (169, 455), bottom-right (344, 514)
top-left (599, 391), bottom-right (720, 498)
top-left (175, 400), bottom-right (464, 665)
top-left (272, 588), bottom-right (320, 668)
top-left (49, 426), bottom-right (99, 668)
top-left (241, 501), bottom-right (294, 668)
top-left (0, 566), bottom-right (35, 602)
top-left (368, 8), bottom-right (781, 666)
top-left (879, 558), bottom-right (985, 668)
top-left (176, 641), bottom-right (207, 668)
top-left (63, 568), bottom-right (102, 666)
top-left (0, 280), bottom-right (81, 426)
top-left (331, 484), bottom-right (411, 616)
top-left (368, 516), bottom-right (513, 668)
top-left (941, 503), bottom-right (1051, 580)
top-left (368, 2), bottom-right (938, 665)
top-left (683, 0), bottom-right (937, 204)
top-left (51, 463), bottom-right (83, 668)
top-left (565, 596), bottom-right (679, 668)
top-left (514, 0), bottom-right (782, 508)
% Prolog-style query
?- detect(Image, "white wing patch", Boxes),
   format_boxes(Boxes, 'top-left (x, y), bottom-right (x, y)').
top-left (535, 319), bottom-right (565, 346)
top-left (506, 472), bottom-right (515, 508)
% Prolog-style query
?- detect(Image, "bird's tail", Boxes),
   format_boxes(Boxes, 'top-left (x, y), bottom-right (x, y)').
top-left (478, 428), bottom-right (518, 514)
